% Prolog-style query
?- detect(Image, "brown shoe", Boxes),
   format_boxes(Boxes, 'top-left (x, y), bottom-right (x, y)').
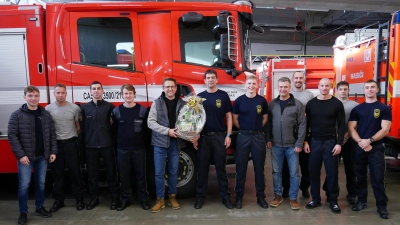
top-left (169, 194), bottom-right (180, 209)
top-left (270, 194), bottom-right (283, 208)
top-left (290, 199), bottom-right (300, 210)
top-left (151, 197), bottom-right (165, 213)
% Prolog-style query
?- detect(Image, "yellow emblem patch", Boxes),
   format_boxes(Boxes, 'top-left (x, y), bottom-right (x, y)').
top-left (216, 99), bottom-right (222, 108)
top-left (374, 109), bottom-right (380, 118)
top-left (256, 105), bottom-right (262, 114)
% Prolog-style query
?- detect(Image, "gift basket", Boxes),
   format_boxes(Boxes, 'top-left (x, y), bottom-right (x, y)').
top-left (175, 94), bottom-right (206, 141)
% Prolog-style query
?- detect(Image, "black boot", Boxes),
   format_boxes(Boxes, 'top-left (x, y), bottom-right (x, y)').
top-left (49, 200), bottom-right (65, 213)
top-left (86, 197), bottom-right (99, 210)
top-left (76, 198), bottom-right (85, 211)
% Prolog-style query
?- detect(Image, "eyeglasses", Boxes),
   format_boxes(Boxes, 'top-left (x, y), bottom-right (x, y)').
top-left (163, 86), bottom-right (176, 89)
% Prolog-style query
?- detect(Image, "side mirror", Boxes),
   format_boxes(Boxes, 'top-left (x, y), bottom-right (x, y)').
top-left (182, 12), bottom-right (203, 29)
top-left (219, 33), bottom-right (232, 65)
top-left (217, 10), bottom-right (232, 29)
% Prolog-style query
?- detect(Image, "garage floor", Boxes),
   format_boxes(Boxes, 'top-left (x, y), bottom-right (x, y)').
top-left (0, 154), bottom-right (399, 225)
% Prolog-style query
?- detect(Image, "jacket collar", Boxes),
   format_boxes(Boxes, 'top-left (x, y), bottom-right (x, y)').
top-left (273, 93), bottom-right (296, 106)
top-left (20, 103), bottom-right (45, 113)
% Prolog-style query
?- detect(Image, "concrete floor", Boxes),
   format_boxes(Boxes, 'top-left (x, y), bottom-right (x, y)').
top-left (0, 154), bottom-right (399, 225)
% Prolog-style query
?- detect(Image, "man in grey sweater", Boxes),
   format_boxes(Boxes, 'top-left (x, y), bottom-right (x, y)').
top-left (266, 77), bottom-right (306, 210)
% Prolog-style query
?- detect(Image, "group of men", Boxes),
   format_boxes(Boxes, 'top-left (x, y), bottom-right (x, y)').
top-left (265, 72), bottom-right (391, 220)
top-left (8, 69), bottom-right (391, 225)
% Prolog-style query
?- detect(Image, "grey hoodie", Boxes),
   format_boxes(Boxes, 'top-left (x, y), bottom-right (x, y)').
top-left (266, 94), bottom-right (306, 148)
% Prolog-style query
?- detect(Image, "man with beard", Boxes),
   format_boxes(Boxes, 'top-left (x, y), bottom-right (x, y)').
top-left (193, 69), bottom-right (233, 209)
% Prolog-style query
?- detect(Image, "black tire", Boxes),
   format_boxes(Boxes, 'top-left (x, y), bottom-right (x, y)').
top-left (145, 144), bottom-right (197, 199)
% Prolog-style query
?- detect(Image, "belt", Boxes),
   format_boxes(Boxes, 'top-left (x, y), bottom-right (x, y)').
top-left (201, 132), bottom-right (226, 136)
top-left (57, 137), bottom-right (76, 143)
top-left (239, 130), bottom-right (263, 135)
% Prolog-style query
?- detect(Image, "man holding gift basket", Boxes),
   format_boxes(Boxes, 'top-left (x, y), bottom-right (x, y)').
top-left (148, 78), bottom-right (186, 213)
top-left (193, 69), bottom-right (234, 209)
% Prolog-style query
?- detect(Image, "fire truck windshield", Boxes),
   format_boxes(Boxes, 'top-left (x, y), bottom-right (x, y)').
top-left (179, 16), bottom-right (225, 68)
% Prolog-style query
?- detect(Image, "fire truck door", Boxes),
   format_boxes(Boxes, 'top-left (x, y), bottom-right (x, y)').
top-left (0, 29), bottom-right (29, 137)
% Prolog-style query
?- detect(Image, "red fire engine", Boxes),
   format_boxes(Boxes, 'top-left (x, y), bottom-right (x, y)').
top-left (257, 57), bottom-right (334, 101)
top-left (333, 10), bottom-right (400, 159)
top-left (0, 0), bottom-right (263, 197)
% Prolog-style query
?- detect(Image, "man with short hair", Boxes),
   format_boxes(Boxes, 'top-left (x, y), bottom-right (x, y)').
top-left (148, 78), bottom-right (186, 213)
top-left (348, 80), bottom-right (392, 219)
top-left (193, 69), bottom-right (233, 209)
top-left (322, 81), bottom-right (358, 204)
top-left (304, 78), bottom-right (345, 214)
top-left (8, 86), bottom-right (57, 225)
top-left (46, 84), bottom-right (86, 212)
top-left (266, 77), bottom-right (306, 210)
top-left (112, 84), bottom-right (150, 211)
top-left (281, 71), bottom-right (314, 198)
top-left (81, 81), bottom-right (120, 210)
top-left (233, 75), bottom-right (269, 209)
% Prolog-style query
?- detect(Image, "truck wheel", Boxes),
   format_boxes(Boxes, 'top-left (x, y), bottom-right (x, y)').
top-left (145, 144), bottom-right (197, 199)
top-left (175, 146), bottom-right (197, 198)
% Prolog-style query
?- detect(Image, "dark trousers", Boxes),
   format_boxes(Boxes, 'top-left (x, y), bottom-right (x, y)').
top-left (196, 135), bottom-right (230, 200)
top-left (51, 138), bottom-right (85, 201)
top-left (308, 138), bottom-right (339, 204)
top-left (235, 133), bottom-right (266, 199)
top-left (282, 150), bottom-right (310, 192)
top-left (117, 148), bottom-right (148, 202)
top-left (322, 139), bottom-right (355, 196)
top-left (86, 146), bottom-right (120, 198)
top-left (353, 143), bottom-right (388, 208)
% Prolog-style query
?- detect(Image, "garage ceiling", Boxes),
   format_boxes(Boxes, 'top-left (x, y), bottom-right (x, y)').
top-left (25, 0), bottom-right (399, 46)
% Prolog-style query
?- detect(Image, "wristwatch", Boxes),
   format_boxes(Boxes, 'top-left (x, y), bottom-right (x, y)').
top-left (226, 133), bottom-right (231, 137)
top-left (369, 137), bottom-right (375, 143)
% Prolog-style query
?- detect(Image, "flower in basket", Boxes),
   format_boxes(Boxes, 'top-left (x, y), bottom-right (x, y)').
top-left (175, 94), bottom-right (206, 141)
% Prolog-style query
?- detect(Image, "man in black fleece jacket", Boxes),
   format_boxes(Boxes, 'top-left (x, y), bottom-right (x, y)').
top-left (80, 81), bottom-right (120, 210)
top-left (304, 78), bottom-right (345, 214)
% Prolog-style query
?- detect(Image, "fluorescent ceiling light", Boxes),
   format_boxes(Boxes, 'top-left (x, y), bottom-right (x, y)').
top-left (295, 7), bottom-right (329, 12)
top-left (270, 28), bottom-right (295, 32)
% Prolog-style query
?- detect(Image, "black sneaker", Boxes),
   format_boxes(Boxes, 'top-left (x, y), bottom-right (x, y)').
top-left (222, 199), bottom-right (234, 209)
top-left (35, 206), bottom-right (52, 218)
top-left (377, 208), bottom-right (389, 219)
top-left (329, 204), bottom-right (341, 214)
top-left (346, 195), bottom-right (357, 205)
top-left (305, 201), bottom-right (322, 209)
top-left (257, 198), bottom-right (269, 209)
top-left (352, 201), bottom-right (367, 211)
top-left (194, 197), bottom-right (205, 209)
top-left (234, 198), bottom-right (243, 209)
top-left (18, 212), bottom-right (27, 225)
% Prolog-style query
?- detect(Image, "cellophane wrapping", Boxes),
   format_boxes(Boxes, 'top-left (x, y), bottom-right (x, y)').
top-left (175, 95), bottom-right (206, 141)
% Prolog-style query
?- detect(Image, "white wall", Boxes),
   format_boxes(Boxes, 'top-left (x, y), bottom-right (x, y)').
top-left (252, 43), bottom-right (333, 55)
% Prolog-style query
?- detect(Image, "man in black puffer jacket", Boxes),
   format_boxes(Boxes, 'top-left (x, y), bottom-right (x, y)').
top-left (8, 86), bottom-right (57, 225)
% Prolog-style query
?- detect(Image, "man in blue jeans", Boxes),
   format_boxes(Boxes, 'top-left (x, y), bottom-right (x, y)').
top-left (8, 86), bottom-right (57, 225)
top-left (148, 77), bottom-right (186, 213)
top-left (266, 77), bottom-right (306, 210)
